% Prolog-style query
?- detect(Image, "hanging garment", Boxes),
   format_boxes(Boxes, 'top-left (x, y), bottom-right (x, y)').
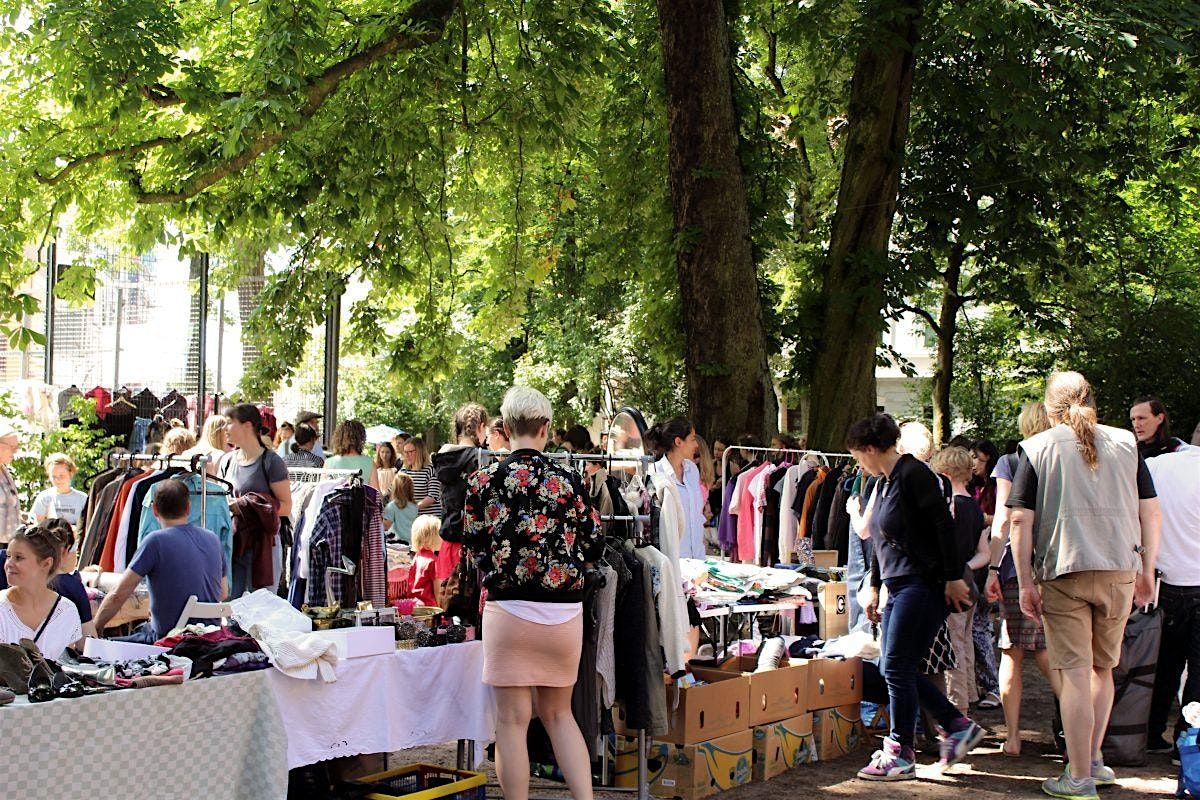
top-left (717, 479), bottom-right (740, 558)
top-left (649, 479), bottom-right (691, 675)
top-left (78, 469), bottom-right (129, 568)
top-left (139, 473), bottom-right (234, 580)
top-left (128, 417), bottom-right (152, 453)
top-left (58, 385), bottom-right (83, 419)
top-left (231, 492), bottom-right (281, 592)
top-left (797, 466), bottom-right (829, 542)
top-left (159, 390), bottom-right (188, 423)
top-left (735, 463), bottom-right (771, 564)
top-left (614, 548), bottom-right (668, 736)
top-left (122, 469), bottom-right (184, 569)
top-left (84, 386), bottom-right (111, 419)
top-left (132, 388), bottom-right (159, 419)
top-left (99, 470), bottom-right (155, 572)
top-left (778, 463), bottom-right (812, 563)
top-left (812, 464), bottom-right (845, 549)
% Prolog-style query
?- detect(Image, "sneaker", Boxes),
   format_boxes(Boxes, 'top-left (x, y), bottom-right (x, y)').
top-left (1146, 735), bottom-right (1174, 754)
top-left (1090, 759), bottom-right (1115, 786)
top-left (857, 737), bottom-right (917, 781)
top-left (1042, 769), bottom-right (1099, 800)
top-left (755, 638), bottom-right (785, 673)
top-left (938, 720), bottom-right (986, 768)
top-left (977, 692), bottom-right (1001, 709)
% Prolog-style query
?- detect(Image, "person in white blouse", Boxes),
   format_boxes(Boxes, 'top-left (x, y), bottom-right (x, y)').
top-left (0, 525), bottom-right (83, 660)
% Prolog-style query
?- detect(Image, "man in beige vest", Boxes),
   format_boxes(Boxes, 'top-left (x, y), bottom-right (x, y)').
top-left (1009, 372), bottom-right (1160, 800)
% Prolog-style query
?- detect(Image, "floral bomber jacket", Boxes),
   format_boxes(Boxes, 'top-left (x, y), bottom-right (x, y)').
top-left (462, 448), bottom-right (604, 603)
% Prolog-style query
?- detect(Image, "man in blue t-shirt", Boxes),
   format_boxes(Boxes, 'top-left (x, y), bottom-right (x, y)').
top-left (93, 479), bottom-right (227, 643)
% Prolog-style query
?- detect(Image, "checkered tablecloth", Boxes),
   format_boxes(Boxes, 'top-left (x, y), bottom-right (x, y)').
top-left (0, 670), bottom-right (288, 800)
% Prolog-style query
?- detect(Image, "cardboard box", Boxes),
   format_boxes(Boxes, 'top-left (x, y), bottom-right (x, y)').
top-left (606, 735), bottom-right (644, 788)
top-left (817, 581), bottom-right (849, 639)
top-left (812, 550), bottom-right (840, 568)
top-left (83, 637), bottom-right (168, 661)
top-left (647, 730), bottom-right (754, 800)
top-left (812, 704), bottom-right (864, 761)
top-left (693, 656), bottom-right (810, 726)
top-left (615, 671), bottom-right (751, 745)
top-left (311, 626), bottom-right (396, 659)
top-left (752, 714), bottom-right (816, 780)
top-left (808, 657), bottom-right (863, 710)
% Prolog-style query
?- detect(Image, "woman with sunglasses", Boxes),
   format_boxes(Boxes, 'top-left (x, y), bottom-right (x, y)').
top-left (0, 525), bottom-right (83, 660)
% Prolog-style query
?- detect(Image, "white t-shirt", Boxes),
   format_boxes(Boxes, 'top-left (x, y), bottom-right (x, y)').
top-left (0, 593), bottom-right (83, 660)
top-left (1146, 446), bottom-right (1200, 586)
top-left (492, 600), bottom-right (582, 625)
top-left (32, 488), bottom-right (87, 526)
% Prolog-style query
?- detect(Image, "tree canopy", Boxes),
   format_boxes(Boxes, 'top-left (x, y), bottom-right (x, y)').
top-left (2, 0), bottom-right (1199, 440)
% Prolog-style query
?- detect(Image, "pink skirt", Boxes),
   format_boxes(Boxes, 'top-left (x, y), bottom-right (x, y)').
top-left (482, 603), bottom-right (582, 687)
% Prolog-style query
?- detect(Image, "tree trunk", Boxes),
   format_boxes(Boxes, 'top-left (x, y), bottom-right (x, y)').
top-left (656, 0), bottom-right (777, 442)
top-left (806, 0), bottom-right (923, 450)
top-left (931, 242), bottom-right (965, 448)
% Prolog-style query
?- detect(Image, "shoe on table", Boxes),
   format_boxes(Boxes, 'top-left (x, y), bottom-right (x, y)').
top-left (1146, 735), bottom-right (1174, 755)
top-left (1090, 759), bottom-right (1115, 786)
top-left (857, 737), bottom-right (916, 781)
top-left (977, 692), bottom-right (1001, 709)
top-left (1043, 769), bottom-right (1099, 800)
top-left (938, 720), bottom-right (986, 768)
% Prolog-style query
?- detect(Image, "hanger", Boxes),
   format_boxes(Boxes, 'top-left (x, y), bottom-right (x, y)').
top-left (189, 454), bottom-right (234, 492)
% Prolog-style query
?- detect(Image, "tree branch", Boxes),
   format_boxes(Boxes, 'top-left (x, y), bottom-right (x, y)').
top-left (897, 301), bottom-right (941, 336)
top-left (35, 135), bottom-right (193, 186)
top-left (763, 28), bottom-right (787, 99)
top-left (130, 0), bottom-right (459, 203)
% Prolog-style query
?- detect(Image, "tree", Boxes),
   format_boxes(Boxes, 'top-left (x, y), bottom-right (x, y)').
top-left (804, 0), bottom-right (923, 450)
top-left (655, 0), bottom-right (776, 440)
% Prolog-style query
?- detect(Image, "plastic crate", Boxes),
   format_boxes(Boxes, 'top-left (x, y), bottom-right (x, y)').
top-left (348, 764), bottom-right (486, 800)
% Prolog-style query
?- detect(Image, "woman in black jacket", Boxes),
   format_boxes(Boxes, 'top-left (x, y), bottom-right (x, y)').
top-left (848, 413), bottom-right (985, 782)
top-left (463, 387), bottom-right (602, 800)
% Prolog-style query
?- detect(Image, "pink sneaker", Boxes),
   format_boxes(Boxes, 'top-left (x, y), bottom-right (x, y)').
top-left (858, 737), bottom-right (917, 781)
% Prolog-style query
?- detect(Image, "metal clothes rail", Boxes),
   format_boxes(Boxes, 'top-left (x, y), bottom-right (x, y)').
top-left (108, 452), bottom-right (215, 527)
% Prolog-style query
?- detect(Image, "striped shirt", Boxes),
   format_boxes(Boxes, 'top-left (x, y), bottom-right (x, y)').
top-left (402, 466), bottom-right (442, 516)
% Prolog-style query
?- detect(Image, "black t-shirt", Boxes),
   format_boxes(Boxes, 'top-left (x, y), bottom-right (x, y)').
top-left (1007, 447), bottom-right (1157, 509)
top-left (951, 495), bottom-right (985, 566)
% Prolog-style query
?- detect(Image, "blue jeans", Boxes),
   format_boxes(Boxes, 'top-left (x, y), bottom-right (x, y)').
top-left (880, 576), bottom-right (963, 747)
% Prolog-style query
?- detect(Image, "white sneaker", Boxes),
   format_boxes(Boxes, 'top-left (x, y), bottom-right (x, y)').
top-left (755, 638), bottom-right (785, 672)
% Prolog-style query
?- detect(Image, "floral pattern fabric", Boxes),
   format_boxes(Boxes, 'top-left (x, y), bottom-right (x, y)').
top-left (462, 449), bottom-right (603, 602)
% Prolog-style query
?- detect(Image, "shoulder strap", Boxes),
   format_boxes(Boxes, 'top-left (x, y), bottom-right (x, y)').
top-left (33, 594), bottom-right (62, 645)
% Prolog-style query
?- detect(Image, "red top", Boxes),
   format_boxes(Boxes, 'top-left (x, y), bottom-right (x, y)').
top-left (410, 550), bottom-right (439, 607)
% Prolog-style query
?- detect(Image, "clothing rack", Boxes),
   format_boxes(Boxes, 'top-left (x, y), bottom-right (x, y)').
top-left (475, 448), bottom-right (657, 473)
top-left (286, 466), bottom-right (362, 484)
top-left (719, 445), bottom-right (854, 562)
top-left (108, 452), bottom-right (214, 528)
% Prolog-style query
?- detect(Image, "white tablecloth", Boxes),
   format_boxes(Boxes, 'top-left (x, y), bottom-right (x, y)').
top-left (266, 641), bottom-right (495, 769)
top-left (0, 670), bottom-right (288, 800)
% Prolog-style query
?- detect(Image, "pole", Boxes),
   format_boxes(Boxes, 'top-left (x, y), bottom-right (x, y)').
top-left (196, 253), bottom-right (209, 430)
top-left (322, 292), bottom-right (341, 447)
top-left (43, 240), bottom-right (57, 385)
top-left (215, 294), bottom-right (225, 395)
top-left (113, 286), bottom-right (124, 393)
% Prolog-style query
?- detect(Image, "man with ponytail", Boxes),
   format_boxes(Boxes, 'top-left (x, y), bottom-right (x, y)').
top-left (1007, 372), bottom-right (1161, 800)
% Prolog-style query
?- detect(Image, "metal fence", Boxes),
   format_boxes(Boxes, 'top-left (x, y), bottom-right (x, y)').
top-left (0, 242), bottom-right (328, 429)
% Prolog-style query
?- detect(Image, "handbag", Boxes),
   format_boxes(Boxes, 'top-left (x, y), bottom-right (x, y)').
top-left (439, 544), bottom-right (481, 625)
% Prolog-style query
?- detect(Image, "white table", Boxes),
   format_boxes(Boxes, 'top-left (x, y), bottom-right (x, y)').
top-left (265, 641), bottom-right (495, 770)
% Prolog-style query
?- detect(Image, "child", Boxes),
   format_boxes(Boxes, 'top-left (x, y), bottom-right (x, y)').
top-left (384, 472), bottom-right (418, 545)
top-left (409, 515), bottom-right (442, 608)
top-left (32, 453), bottom-right (87, 526)
top-left (930, 445), bottom-right (990, 715)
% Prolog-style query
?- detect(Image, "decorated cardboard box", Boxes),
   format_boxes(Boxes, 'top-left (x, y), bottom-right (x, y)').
top-left (752, 713), bottom-right (816, 781)
top-left (647, 730), bottom-right (755, 800)
top-left (817, 581), bottom-right (849, 639)
top-left (812, 703), bottom-right (865, 761)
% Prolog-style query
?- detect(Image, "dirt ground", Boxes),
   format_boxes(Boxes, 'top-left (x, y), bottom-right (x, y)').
top-left (396, 659), bottom-right (1182, 799)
